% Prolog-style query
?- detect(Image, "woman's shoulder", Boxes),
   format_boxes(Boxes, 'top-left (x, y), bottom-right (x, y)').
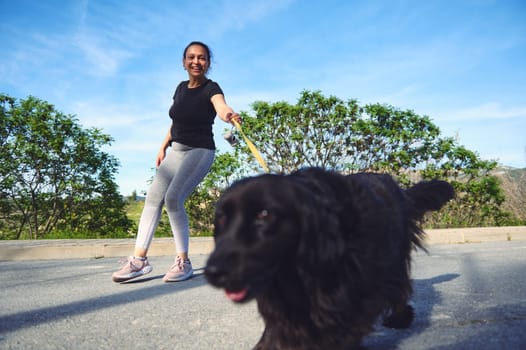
top-left (173, 80), bottom-right (188, 99)
top-left (205, 79), bottom-right (223, 95)
top-left (178, 80), bottom-right (189, 89)
top-left (205, 79), bottom-right (221, 87)
top-left (174, 80), bottom-right (189, 92)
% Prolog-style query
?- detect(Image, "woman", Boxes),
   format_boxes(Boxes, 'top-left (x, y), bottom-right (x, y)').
top-left (112, 41), bottom-right (241, 283)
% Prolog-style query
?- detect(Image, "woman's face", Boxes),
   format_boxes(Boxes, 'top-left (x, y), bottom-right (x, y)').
top-left (183, 44), bottom-right (209, 78)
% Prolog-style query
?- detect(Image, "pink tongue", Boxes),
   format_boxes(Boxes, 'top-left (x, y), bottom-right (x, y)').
top-left (225, 288), bottom-right (248, 302)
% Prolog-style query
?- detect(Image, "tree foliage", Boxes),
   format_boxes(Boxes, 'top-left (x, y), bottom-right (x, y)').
top-left (0, 94), bottom-right (133, 239)
top-left (235, 92), bottom-right (361, 172)
top-left (223, 90), bottom-right (512, 228)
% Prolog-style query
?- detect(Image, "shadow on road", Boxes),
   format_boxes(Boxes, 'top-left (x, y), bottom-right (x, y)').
top-left (0, 272), bottom-right (209, 334)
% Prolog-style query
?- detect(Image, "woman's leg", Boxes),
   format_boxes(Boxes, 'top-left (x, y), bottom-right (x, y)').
top-left (161, 144), bottom-right (214, 282)
top-left (134, 145), bottom-right (190, 257)
top-left (163, 143), bottom-right (215, 255)
top-left (113, 169), bottom-right (170, 282)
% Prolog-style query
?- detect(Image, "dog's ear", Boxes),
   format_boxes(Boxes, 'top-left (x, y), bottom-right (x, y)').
top-left (406, 180), bottom-right (455, 219)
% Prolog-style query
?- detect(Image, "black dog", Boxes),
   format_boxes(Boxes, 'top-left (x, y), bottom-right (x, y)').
top-left (205, 167), bottom-right (454, 349)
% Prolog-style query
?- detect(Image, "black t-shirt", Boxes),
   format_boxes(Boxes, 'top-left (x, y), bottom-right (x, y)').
top-left (168, 79), bottom-right (224, 150)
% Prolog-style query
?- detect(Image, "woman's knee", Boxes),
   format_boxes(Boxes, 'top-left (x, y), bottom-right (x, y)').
top-left (164, 194), bottom-right (184, 212)
top-left (144, 190), bottom-right (165, 207)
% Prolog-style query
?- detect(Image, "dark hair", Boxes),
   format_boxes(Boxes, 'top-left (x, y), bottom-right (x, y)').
top-left (183, 41), bottom-right (213, 65)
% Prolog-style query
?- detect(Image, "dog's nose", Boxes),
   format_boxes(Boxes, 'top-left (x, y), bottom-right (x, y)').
top-left (204, 262), bottom-right (227, 286)
top-left (204, 264), bottom-right (219, 277)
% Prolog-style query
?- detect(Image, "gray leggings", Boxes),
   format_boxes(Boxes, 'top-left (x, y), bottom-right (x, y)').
top-left (135, 142), bottom-right (215, 254)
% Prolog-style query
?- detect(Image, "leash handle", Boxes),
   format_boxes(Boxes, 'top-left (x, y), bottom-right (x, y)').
top-left (232, 120), bottom-right (270, 173)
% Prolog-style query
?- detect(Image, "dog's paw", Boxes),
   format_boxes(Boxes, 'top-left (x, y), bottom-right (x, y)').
top-left (382, 304), bottom-right (414, 329)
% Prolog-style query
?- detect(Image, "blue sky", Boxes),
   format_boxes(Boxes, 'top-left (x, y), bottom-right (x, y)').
top-left (1, 0), bottom-right (525, 195)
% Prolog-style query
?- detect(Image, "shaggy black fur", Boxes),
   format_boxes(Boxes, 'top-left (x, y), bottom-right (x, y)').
top-left (205, 167), bottom-right (455, 350)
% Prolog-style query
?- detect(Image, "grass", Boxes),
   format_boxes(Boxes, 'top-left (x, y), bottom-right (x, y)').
top-left (126, 200), bottom-right (144, 224)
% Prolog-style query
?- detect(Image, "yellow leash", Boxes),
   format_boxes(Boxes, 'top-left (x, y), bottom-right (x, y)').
top-left (232, 119), bottom-right (269, 173)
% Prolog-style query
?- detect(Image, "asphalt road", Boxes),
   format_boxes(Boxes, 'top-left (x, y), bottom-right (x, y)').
top-left (1, 240), bottom-right (525, 349)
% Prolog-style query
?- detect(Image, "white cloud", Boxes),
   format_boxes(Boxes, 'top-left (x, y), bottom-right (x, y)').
top-left (440, 103), bottom-right (526, 122)
top-left (75, 35), bottom-right (134, 77)
top-left (197, 0), bottom-right (295, 37)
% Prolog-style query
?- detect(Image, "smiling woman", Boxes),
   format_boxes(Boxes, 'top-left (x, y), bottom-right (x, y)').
top-left (183, 41), bottom-right (213, 79)
top-left (111, 41), bottom-right (243, 284)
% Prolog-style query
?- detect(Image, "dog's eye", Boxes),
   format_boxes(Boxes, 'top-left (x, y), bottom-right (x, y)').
top-left (257, 209), bottom-right (269, 219)
top-left (255, 209), bottom-right (272, 224)
top-left (215, 213), bottom-right (227, 228)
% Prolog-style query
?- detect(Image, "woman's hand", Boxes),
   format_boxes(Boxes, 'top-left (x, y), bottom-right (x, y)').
top-left (226, 112), bottom-right (242, 126)
top-left (156, 129), bottom-right (172, 168)
top-left (156, 149), bottom-right (166, 168)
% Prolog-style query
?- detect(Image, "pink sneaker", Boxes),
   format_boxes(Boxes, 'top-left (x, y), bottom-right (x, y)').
top-left (163, 256), bottom-right (193, 282)
top-left (112, 256), bottom-right (153, 283)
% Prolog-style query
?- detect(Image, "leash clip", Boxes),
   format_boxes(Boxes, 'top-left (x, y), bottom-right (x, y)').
top-left (223, 129), bottom-right (239, 146)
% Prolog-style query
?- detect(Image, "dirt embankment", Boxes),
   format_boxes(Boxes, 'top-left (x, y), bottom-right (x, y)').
top-left (494, 167), bottom-right (526, 221)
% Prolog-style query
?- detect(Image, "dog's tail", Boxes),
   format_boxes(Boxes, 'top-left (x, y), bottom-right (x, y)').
top-left (406, 180), bottom-right (455, 220)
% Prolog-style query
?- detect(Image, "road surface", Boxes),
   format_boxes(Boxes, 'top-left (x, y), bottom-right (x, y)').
top-left (1, 240), bottom-right (525, 349)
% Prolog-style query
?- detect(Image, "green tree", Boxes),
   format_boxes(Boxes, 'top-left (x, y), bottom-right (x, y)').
top-left (0, 94), bottom-right (133, 239)
top-left (236, 91), bottom-right (361, 173)
top-left (228, 90), bottom-right (510, 228)
top-left (422, 143), bottom-right (507, 227)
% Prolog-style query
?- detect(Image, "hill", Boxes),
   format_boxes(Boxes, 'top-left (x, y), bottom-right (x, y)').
top-left (494, 167), bottom-right (526, 222)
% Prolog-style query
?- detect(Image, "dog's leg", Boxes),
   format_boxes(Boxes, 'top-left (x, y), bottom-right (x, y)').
top-left (382, 304), bottom-right (414, 329)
